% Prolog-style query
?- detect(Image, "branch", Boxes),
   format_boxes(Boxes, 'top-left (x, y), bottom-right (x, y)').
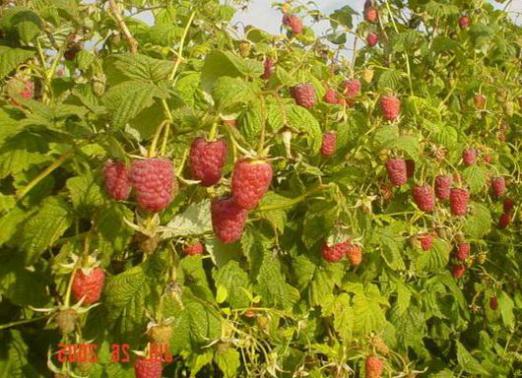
top-left (108, 0), bottom-right (138, 54)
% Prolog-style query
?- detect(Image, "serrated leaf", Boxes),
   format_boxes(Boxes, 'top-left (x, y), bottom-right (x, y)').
top-left (66, 173), bottom-right (104, 210)
top-left (0, 47), bottom-right (35, 80)
top-left (213, 261), bottom-right (250, 308)
top-left (456, 341), bottom-right (490, 376)
top-left (462, 165), bottom-right (487, 193)
top-left (463, 203), bottom-right (492, 239)
top-left (110, 53), bottom-right (175, 82)
top-left (215, 347), bottom-right (240, 378)
top-left (161, 200), bottom-right (212, 238)
top-left (416, 239), bottom-right (450, 273)
top-left (285, 104), bottom-right (322, 153)
top-left (212, 76), bottom-right (256, 111)
top-left (377, 69), bottom-right (403, 91)
top-left (498, 292), bottom-right (514, 329)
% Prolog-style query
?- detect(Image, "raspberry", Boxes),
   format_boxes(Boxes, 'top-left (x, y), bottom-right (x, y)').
top-left (455, 242), bottom-right (470, 261)
top-left (344, 79), bottom-right (361, 99)
top-left (380, 95), bottom-right (401, 121)
top-left (324, 88), bottom-right (339, 104)
top-left (130, 158), bottom-right (175, 212)
top-left (321, 132), bottom-right (337, 157)
top-left (292, 83), bottom-right (316, 109)
top-left (103, 160), bottom-right (131, 201)
top-left (365, 7), bottom-right (379, 23)
top-left (367, 32), bottom-right (379, 47)
top-left (262, 58), bottom-right (275, 80)
top-left (462, 148), bottom-right (477, 166)
top-left (346, 243), bottom-right (362, 266)
top-left (64, 43), bottom-right (82, 61)
top-left (498, 212), bottom-right (512, 229)
top-left (490, 176), bottom-right (506, 198)
top-left (282, 14), bottom-right (303, 34)
top-left (148, 324), bottom-right (173, 345)
top-left (134, 357), bottom-right (162, 378)
top-left (418, 233), bottom-right (433, 251)
top-left (450, 188), bottom-right (469, 216)
top-left (385, 159), bottom-right (408, 186)
top-left (189, 138), bottom-right (227, 187)
top-left (474, 94), bottom-right (486, 110)
top-left (365, 355), bottom-right (383, 378)
top-left (183, 242), bottom-right (204, 256)
top-left (20, 80), bottom-right (34, 99)
top-left (405, 159), bottom-right (415, 179)
top-left (412, 184), bottom-right (435, 212)
top-left (489, 296), bottom-right (498, 310)
top-left (55, 308), bottom-right (78, 335)
top-left (459, 15), bottom-right (470, 29)
top-left (322, 241), bottom-right (348, 263)
top-left (72, 267), bottom-right (105, 305)
top-left (231, 159), bottom-right (273, 209)
top-left (503, 198), bottom-right (514, 213)
top-left (483, 154), bottom-right (493, 164)
top-left (451, 264), bottom-right (466, 279)
top-left (211, 197), bottom-right (249, 244)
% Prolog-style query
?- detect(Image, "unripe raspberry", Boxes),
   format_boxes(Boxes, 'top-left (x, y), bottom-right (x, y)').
top-left (489, 296), bottom-right (498, 310)
top-left (134, 357), bottom-right (162, 378)
top-left (367, 32), bottom-right (379, 47)
top-left (412, 184), bottom-right (435, 212)
top-left (459, 15), bottom-right (470, 29)
top-left (451, 264), bottom-right (466, 279)
top-left (364, 7), bottom-right (379, 23)
top-left (365, 355), bottom-right (383, 378)
top-left (321, 132), bottom-right (337, 157)
top-left (450, 188), bottom-right (469, 216)
top-left (498, 212), bottom-right (512, 229)
top-left (346, 243), bottom-right (362, 266)
top-left (262, 58), bottom-right (275, 80)
top-left (322, 241), bottom-right (348, 263)
top-left (189, 138), bottom-right (227, 187)
top-left (344, 79), bottom-right (361, 99)
top-left (292, 83), bottom-right (316, 109)
top-left (455, 242), bottom-right (470, 261)
top-left (474, 93), bottom-right (486, 110)
top-left (72, 267), bottom-right (105, 305)
top-left (462, 148), bottom-right (477, 166)
top-left (380, 95), bottom-right (401, 121)
top-left (148, 324), bottom-right (173, 345)
top-left (385, 159), bottom-right (408, 186)
top-left (130, 158), bottom-right (175, 213)
top-left (103, 160), bottom-right (131, 201)
top-left (183, 242), bottom-right (204, 256)
top-left (503, 198), bottom-right (514, 213)
top-left (231, 159), bottom-right (273, 210)
top-left (418, 233), bottom-right (433, 251)
top-left (211, 197), bottom-right (248, 244)
top-left (323, 88), bottom-right (339, 104)
top-left (56, 308), bottom-right (78, 335)
top-left (490, 176), bottom-right (506, 198)
top-left (282, 14), bottom-right (304, 34)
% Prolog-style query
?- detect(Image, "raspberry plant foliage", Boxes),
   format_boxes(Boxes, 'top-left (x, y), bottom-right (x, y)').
top-left (0, 0), bottom-right (521, 377)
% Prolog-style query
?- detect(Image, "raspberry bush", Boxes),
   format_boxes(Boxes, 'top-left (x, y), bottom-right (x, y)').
top-left (0, 0), bottom-right (521, 376)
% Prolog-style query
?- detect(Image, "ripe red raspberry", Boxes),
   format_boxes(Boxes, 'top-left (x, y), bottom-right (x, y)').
top-left (380, 95), bottom-right (400, 121)
top-left (231, 159), bottom-right (273, 209)
top-left (367, 32), bottom-right (379, 47)
top-left (183, 242), bottom-right (204, 256)
top-left (435, 175), bottom-right (452, 201)
top-left (489, 296), bottom-right (498, 310)
top-left (490, 176), bottom-right (506, 198)
top-left (474, 93), bottom-right (486, 110)
top-left (189, 138), bottom-right (227, 187)
top-left (211, 197), bottom-right (248, 244)
top-left (498, 212), bottom-right (512, 229)
top-left (282, 14), bottom-right (304, 34)
top-left (365, 355), bottom-right (383, 378)
top-left (405, 159), bottom-right (415, 179)
top-left (385, 159), bottom-right (407, 186)
top-left (134, 357), bottom-right (162, 378)
top-left (321, 132), bottom-right (337, 157)
top-left (103, 160), bottom-right (131, 201)
top-left (503, 198), bottom-right (514, 213)
top-left (450, 187), bottom-right (469, 216)
top-left (20, 80), bottom-right (34, 99)
top-left (418, 233), bottom-right (433, 251)
top-left (412, 184), bottom-right (435, 212)
top-left (323, 88), bottom-right (339, 104)
top-left (130, 158), bottom-right (174, 212)
top-left (459, 15), bottom-right (470, 29)
top-left (292, 83), bottom-right (316, 109)
top-left (344, 79), bottom-right (361, 99)
top-left (262, 58), bottom-right (274, 80)
top-left (455, 242), bottom-right (470, 261)
top-left (451, 264), bottom-right (466, 279)
top-left (322, 241), bottom-right (348, 263)
top-left (462, 148), bottom-right (477, 166)
top-left (364, 7), bottom-right (379, 23)
top-left (72, 267), bottom-right (105, 305)
top-left (346, 243), bottom-right (362, 266)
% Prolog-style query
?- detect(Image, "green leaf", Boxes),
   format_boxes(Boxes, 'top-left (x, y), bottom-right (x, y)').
top-left (66, 173), bottom-right (104, 210)
top-left (285, 104), bottom-right (322, 153)
top-left (344, 283), bottom-right (388, 336)
top-left (463, 203), bottom-right (492, 239)
top-left (109, 53), bottom-right (175, 82)
top-left (0, 330), bottom-right (40, 377)
top-left (0, 132), bottom-right (49, 179)
top-left (498, 292), bottom-right (514, 329)
top-left (215, 347), bottom-right (240, 378)
top-left (456, 341), bottom-right (490, 376)
top-left (416, 239), bottom-right (450, 273)
top-left (329, 6), bottom-right (356, 29)
top-left (161, 200), bottom-right (212, 238)
top-left (462, 165), bottom-right (487, 193)
top-left (213, 261), bottom-right (251, 309)
top-left (0, 47), bottom-right (35, 80)
top-left (212, 76), bottom-right (256, 111)
top-left (377, 69), bottom-right (403, 91)
top-left (21, 197), bottom-right (73, 265)
top-left (0, 8), bottom-right (43, 43)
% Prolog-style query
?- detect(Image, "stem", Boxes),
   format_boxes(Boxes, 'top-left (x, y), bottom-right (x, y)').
top-left (208, 122), bottom-right (218, 140)
top-left (169, 12), bottom-right (196, 81)
top-left (149, 120), bottom-right (167, 158)
top-left (64, 266), bottom-right (78, 307)
top-left (0, 315), bottom-right (49, 330)
top-left (109, 0), bottom-right (139, 54)
top-left (16, 149), bottom-right (74, 201)
top-left (257, 98), bottom-right (267, 156)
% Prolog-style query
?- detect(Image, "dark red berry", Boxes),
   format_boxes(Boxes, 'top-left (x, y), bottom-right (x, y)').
top-left (491, 176), bottom-right (506, 198)
top-left (459, 15), bottom-right (470, 29)
top-left (365, 7), bottom-right (379, 23)
top-left (455, 242), bottom-right (470, 261)
top-left (130, 158), bottom-right (175, 212)
top-left (489, 296), bottom-right (498, 310)
top-left (498, 212), bottom-right (512, 229)
top-left (380, 95), bottom-right (401, 121)
top-left (451, 264), bottom-right (466, 279)
top-left (418, 233), bottom-right (434, 251)
top-left (367, 32), bottom-right (379, 47)
top-left (462, 148), bottom-right (477, 166)
top-left (450, 188), bottom-right (469, 216)
top-left (435, 175), bottom-right (452, 200)
top-left (184, 242), bottom-right (204, 256)
top-left (282, 14), bottom-right (304, 34)
top-left (262, 58), bottom-right (275, 80)
top-left (324, 88), bottom-right (339, 104)
top-left (211, 197), bottom-right (249, 244)
top-left (386, 159), bottom-right (408, 186)
top-left (321, 132), bottom-right (337, 157)
top-left (503, 198), bottom-right (514, 213)
top-left (292, 83), bottom-right (316, 109)
top-left (189, 138), bottom-right (227, 187)
top-left (134, 357), bottom-right (162, 378)
top-left (322, 241), bottom-right (348, 262)
top-left (72, 267), bottom-right (105, 305)
top-left (344, 79), bottom-right (361, 99)
top-left (103, 160), bottom-right (131, 201)
top-left (412, 184), bottom-right (435, 212)
top-left (231, 159), bottom-right (273, 209)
